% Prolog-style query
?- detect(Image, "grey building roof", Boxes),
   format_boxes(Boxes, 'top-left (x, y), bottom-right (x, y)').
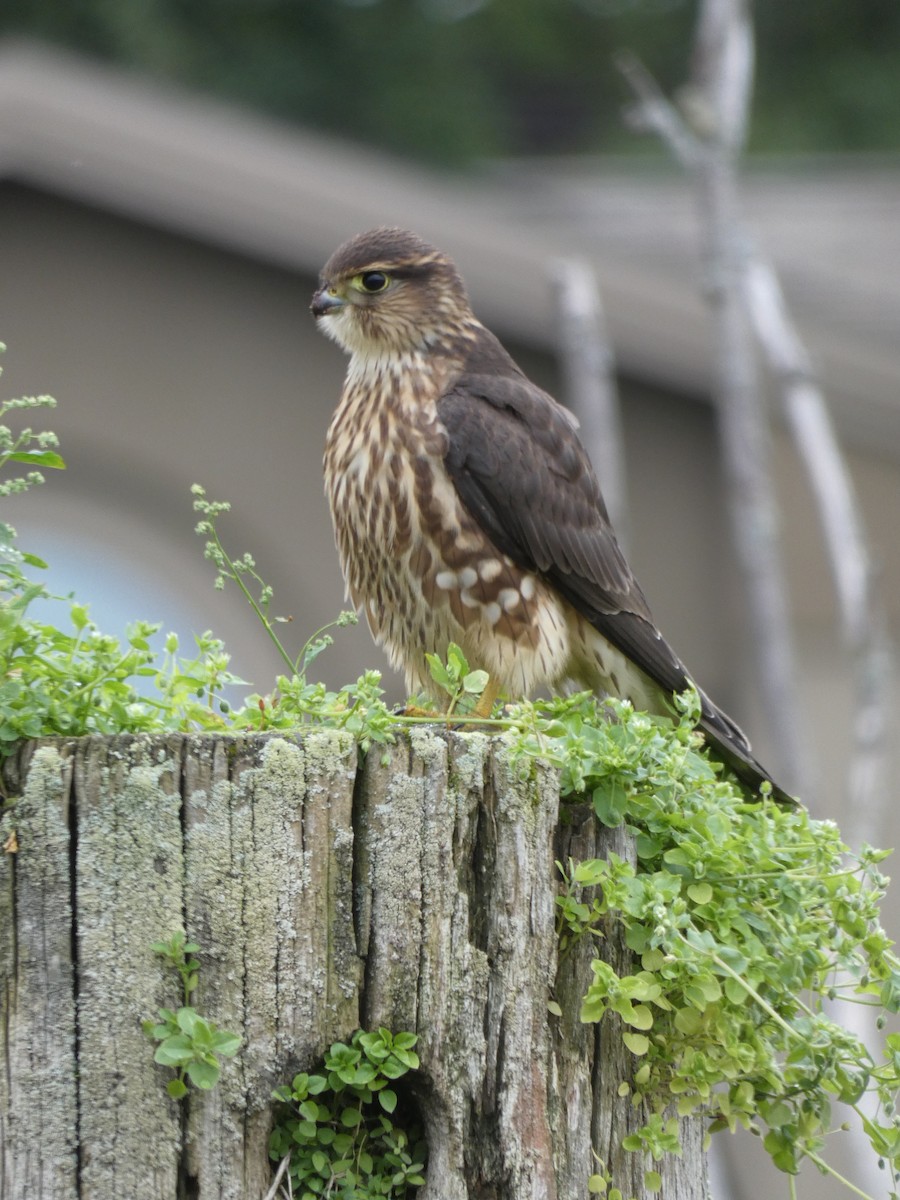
top-left (1, 38), bottom-right (898, 458)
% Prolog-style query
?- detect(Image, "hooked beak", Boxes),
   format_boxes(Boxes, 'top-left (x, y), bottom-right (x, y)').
top-left (311, 287), bottom-right (345, 318)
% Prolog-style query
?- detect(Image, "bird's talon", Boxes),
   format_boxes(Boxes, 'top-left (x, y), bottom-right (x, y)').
top-left (400, 703), bottom-right (442, 719)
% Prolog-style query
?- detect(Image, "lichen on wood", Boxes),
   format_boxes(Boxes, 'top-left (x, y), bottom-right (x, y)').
top-left (0, 730), bottom-right (708, 1200)
top-left (180, 730), bottom-right (361, 1198)
top-left (1, 744), bottom-right (78, 1200)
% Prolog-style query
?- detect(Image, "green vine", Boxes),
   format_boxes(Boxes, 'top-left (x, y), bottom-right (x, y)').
top-left (528, 689), bottom-right (900, 1196)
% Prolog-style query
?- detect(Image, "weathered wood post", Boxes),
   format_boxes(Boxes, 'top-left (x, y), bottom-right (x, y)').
top-left (1, 730), bottom-right (708, 1200)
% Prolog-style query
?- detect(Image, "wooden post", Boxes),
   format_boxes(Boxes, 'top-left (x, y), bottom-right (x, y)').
top-left (1, 730), bottom-right (708, 1200)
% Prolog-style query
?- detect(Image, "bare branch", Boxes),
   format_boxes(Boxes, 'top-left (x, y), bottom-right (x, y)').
top-left (689, 0), bottom-right (755, 151)
top-left (743, 251), bottom-right (893, 824)
top-left (615, 50), bottom-right (701, 170)
top-left (743, 256), bottom-right (867, 640)
top-left (620, 0), bottom-right (810, 792)
top-left (552, 257), bottom-right (628, 542)
top-left (617, 0), bottom-right (893, 814)
top-left (697, 214), bottom-right (810, 791)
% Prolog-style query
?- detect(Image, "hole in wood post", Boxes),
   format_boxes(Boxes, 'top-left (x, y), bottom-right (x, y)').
top-left (464, 794), bottom-right (495, 955)
top-left (177, 1158), bottom-right (200, 1200)
top-left (267, 1039), bottom-right (429, 1196)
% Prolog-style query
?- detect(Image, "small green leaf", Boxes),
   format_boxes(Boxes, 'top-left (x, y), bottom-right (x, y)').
top-left (462, 669), bottom-right (489, 694)
top-left (154, 1037), bottom-right (194, 1066)
top-left (176, 1007), bottom-right (202, 1036)
top-left (623, 1032), bottom-right (650, 1056)
top-left (167, 1078), bottom-right (188, 1100)
top-left (641, 949), bottom-right (665, 972)
top-left (760, 1100), bottom-right (794, 1128)
top-left (446, 643), bottom-right (468, 674)
top-left (7, 448), bottom-right (66, 470)
top-left (20, 551), bottom-right (48, 568)
top-left (619, 1001), bottom-right (653, 1031)
top-left (687, 882), bottom-right (713, 905)
top-left (673, 1007), bottom-right (703, 1036)
top-left (212, 1031), bottom-right (242, 1057)
top-left (391, 1047), bottom-right (419, 1070)
top-left (425, 654), bottom-right (453, 690)
top-left (186, 1058), bottom-right (221, 1089)
top-left (723, 976), bottom-right (747, 1003)
top-left (592, 778), bottom-right (629, 827)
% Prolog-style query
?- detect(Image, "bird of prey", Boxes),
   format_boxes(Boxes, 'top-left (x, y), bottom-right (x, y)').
top-left (312, 227), bottom-right (790, 803)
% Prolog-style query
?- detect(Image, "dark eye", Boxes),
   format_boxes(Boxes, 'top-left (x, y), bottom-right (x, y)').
top-left (360, 271), bottom-right (390, 293)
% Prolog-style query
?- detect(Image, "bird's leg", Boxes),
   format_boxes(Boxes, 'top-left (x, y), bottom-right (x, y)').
top-left (400, 676), bottom-right (500, 723)
top-left (469, 675), bottom-right (501, 721)
top-left (401, 702), bottom-right (441, 718)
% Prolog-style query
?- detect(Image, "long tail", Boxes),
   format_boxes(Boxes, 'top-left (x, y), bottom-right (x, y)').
top-left (698, 689), bottom-right (796, 806)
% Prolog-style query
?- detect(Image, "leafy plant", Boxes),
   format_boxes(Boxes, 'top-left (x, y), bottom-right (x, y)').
top-left (0, 372), bottom-right (262, 746)
top-left (0, 378), bottom-right (392, 753)
top-left (192, 483), bottom-right (353, 679)
top-left (142, 931), bottom-right (242, 1100)
top-left (0, 349), bottom-right (65, 508)
top-left (423, 641), bottom-right (490, 718)
top-left (269, 1028), bottom-right (426, 1198)
top-left (189, 483), bottom-right (400, 746)
top-left (522, 690), bottom-right (900, 1197)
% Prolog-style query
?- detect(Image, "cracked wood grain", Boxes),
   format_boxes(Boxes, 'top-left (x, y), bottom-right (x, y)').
top-left (1, 731), bottom-right (708, 1200)
top-left (0, 742), bottom-right (78, 1200)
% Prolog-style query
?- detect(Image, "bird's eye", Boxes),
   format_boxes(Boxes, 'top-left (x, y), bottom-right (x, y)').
top-left (357, 271), bottom-right (390, 293)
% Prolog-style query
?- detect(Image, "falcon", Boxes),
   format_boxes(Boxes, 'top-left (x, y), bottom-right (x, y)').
top-left (312, 227), bottom-right (790, 803)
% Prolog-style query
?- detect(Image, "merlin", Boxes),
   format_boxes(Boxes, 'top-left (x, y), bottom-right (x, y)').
top-left (312, 227), bottom-right (790, 803)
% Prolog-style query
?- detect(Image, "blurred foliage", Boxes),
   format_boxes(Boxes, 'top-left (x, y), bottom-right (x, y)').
top-left (2, 0), bottom-right (899, 165)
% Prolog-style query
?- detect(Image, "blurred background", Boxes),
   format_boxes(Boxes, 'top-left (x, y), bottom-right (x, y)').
top-left (1, 4), bottom-right (899, 1194)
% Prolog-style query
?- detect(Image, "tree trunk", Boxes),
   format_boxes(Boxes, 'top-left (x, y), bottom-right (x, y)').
top-left (0, 730), bottom-right (708, 1200)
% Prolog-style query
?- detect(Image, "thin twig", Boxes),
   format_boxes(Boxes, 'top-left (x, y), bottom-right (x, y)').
top-left (263, 1152), bottom-right (292, 1200)
top-left (693, 1), bottom-right (811, 793)
top-left (742, 256), bottom-right (868, 637)
top-left (615, 50), bottom-right (701, 170)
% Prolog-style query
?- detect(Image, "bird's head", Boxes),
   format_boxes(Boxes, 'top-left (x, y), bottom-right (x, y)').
top-left (311, 228), bottom-right (473, 360)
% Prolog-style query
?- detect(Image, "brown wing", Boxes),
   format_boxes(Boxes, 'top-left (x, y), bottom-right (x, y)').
top-left (438, 352), bottom-right (794, 804)
top-left (438, 364), bottom-right (693, 700)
